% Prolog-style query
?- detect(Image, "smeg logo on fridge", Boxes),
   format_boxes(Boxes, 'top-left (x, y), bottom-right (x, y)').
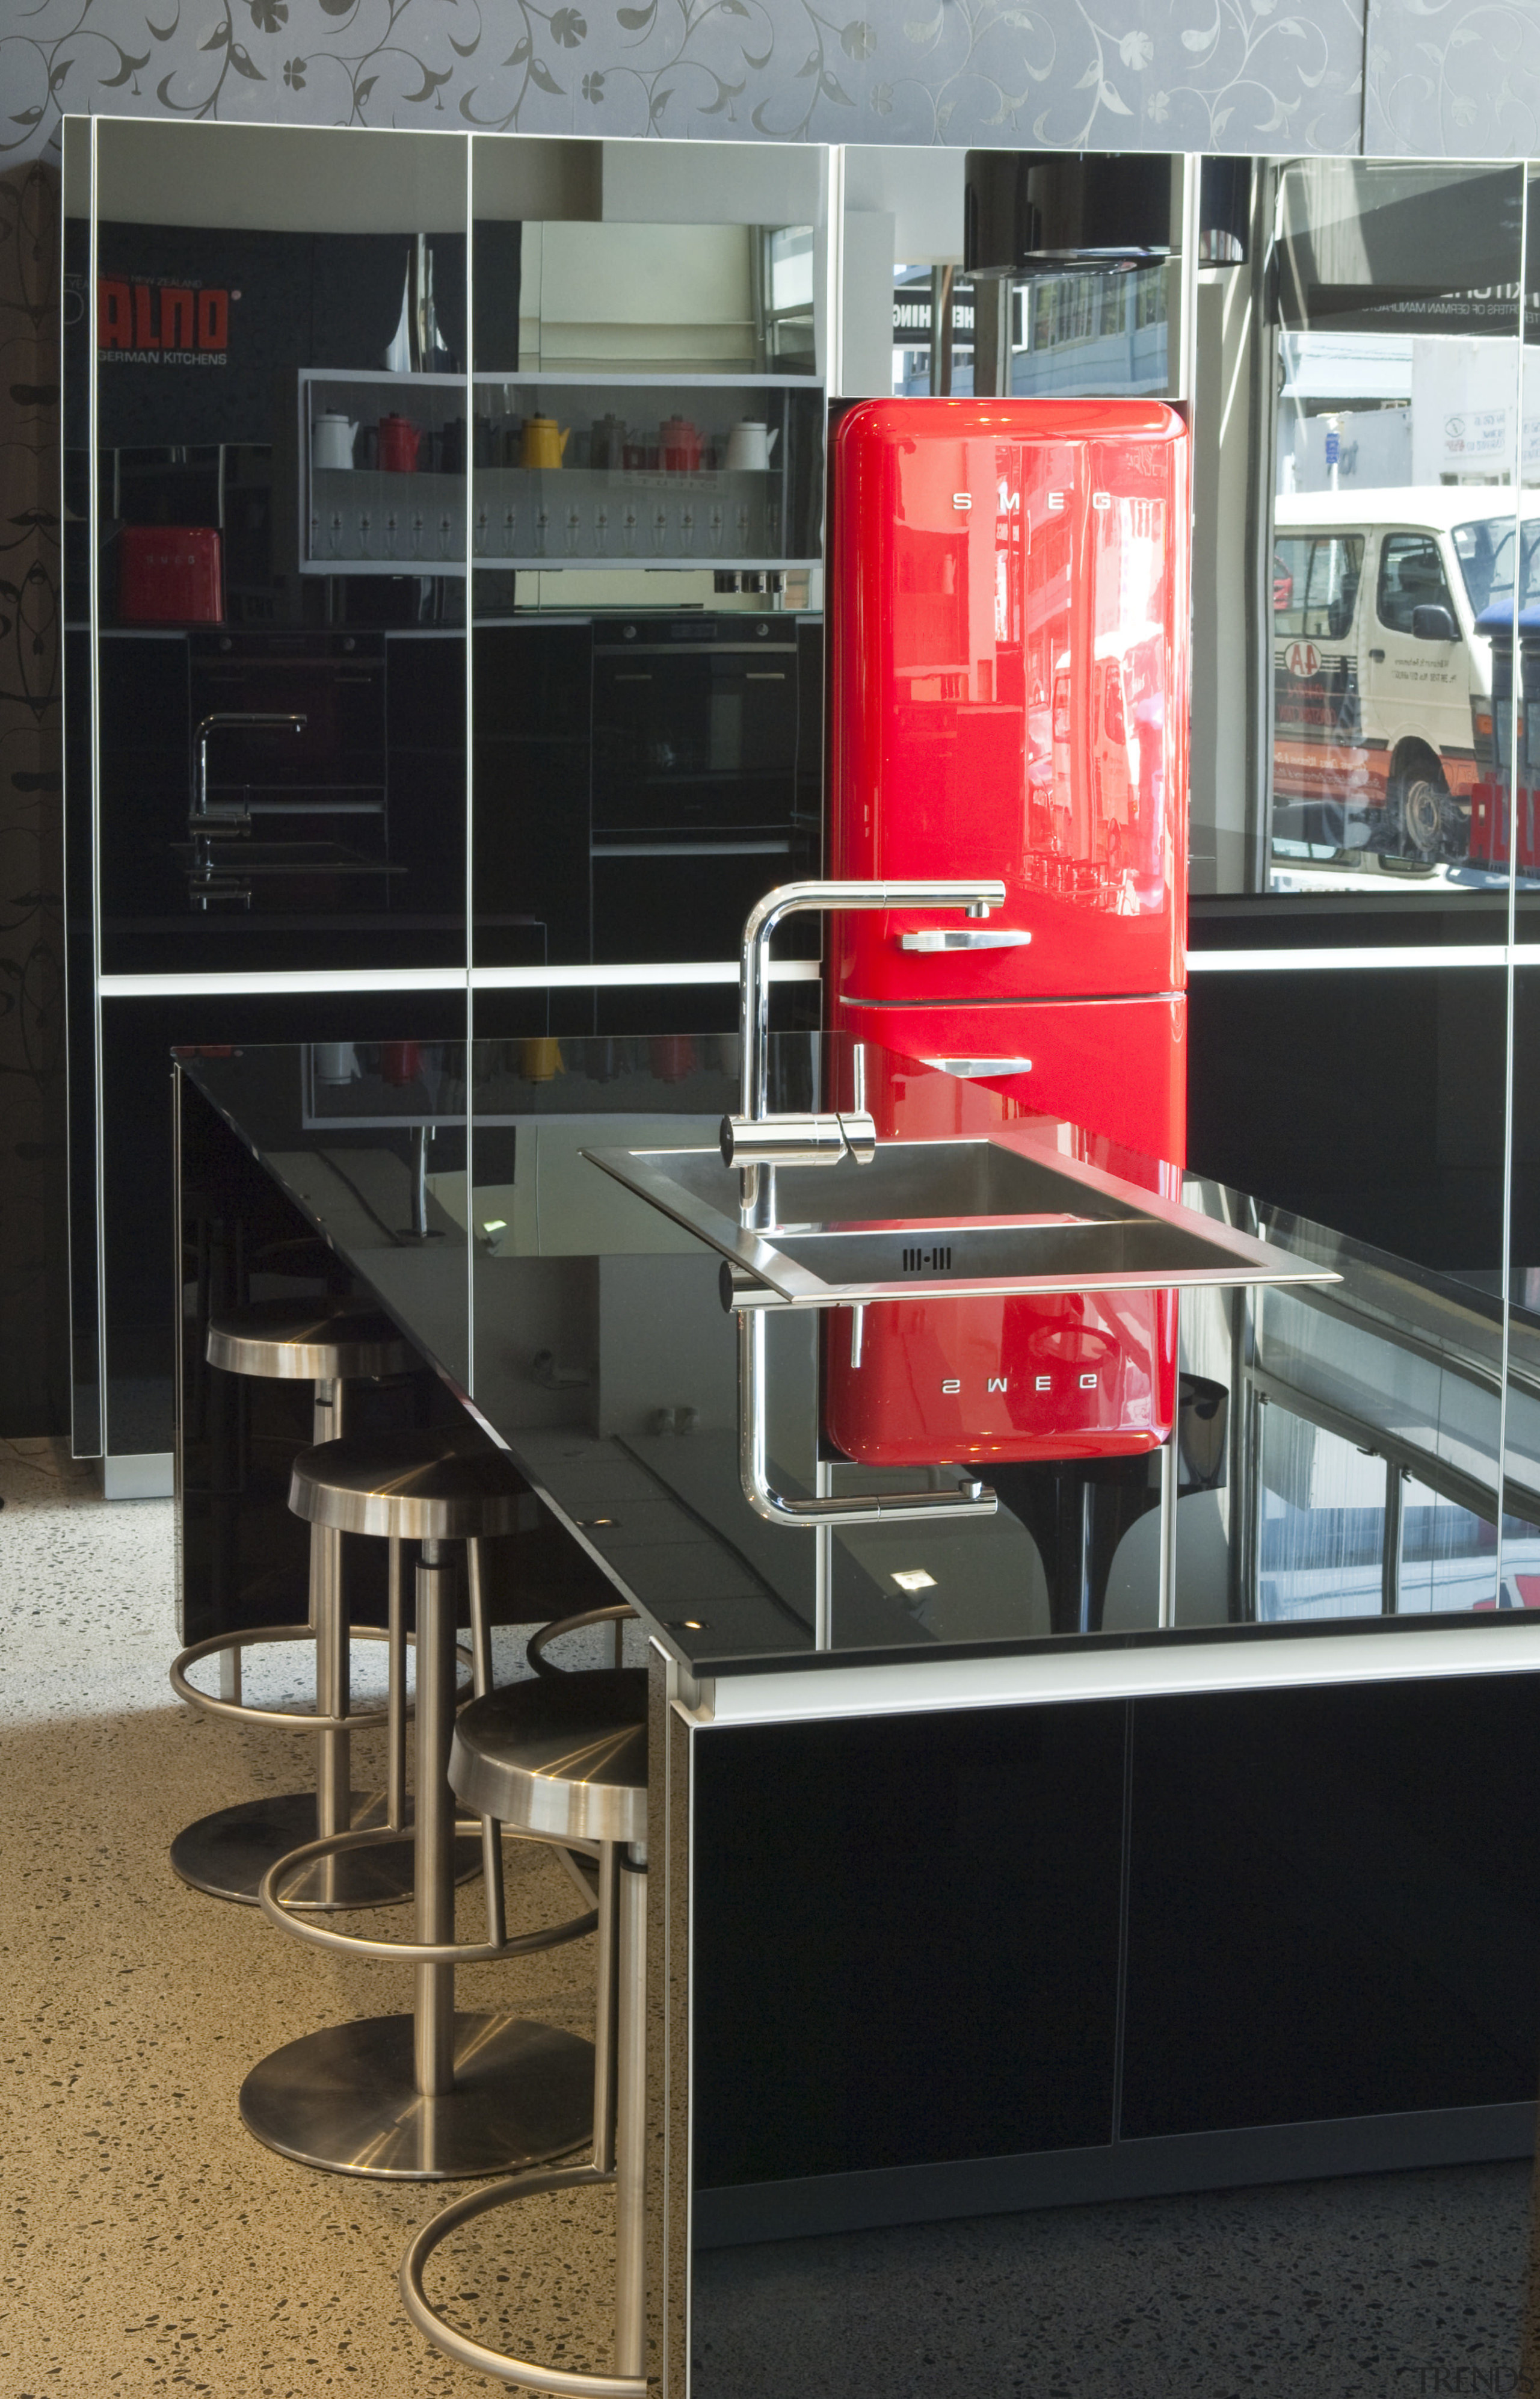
top-left (939, 1371), bottom-right (1101, 1395)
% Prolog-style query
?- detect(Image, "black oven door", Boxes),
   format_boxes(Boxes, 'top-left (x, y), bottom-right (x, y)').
top-left (591, 620), bottom-right (808, 960)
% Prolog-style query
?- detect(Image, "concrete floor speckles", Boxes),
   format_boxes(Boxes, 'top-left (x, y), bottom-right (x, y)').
top-left (0, 1437), bottom-right (617, 2397)
top-left (2, 1434), bottom-right (1536, 2399)
top-left (694, 2161), bottom-right (1533, 2397)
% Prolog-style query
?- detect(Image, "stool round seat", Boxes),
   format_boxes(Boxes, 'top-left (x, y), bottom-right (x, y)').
top-left (173, 1295), bottom-right (425, 1912)
top-left (452, 1670), bottom-right (647, 1847)
top-left (402, 1650), bottom-right (651, 2392)
top-left (245, 1463), bottom-right (599, 2185)
top-left (291, 1428), bottom-right (526, 1542)
top-left (208, 1298), bottom-right (416, 1384)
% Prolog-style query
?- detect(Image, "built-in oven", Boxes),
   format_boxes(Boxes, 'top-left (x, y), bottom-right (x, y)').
top-left (182, 631), bottom-right (392, 913)
top-left (590, 615), bottom-right (816, 961)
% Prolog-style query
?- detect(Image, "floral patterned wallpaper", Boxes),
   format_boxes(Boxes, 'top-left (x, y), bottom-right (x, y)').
top-left (1, 0), bottom-right (1367, 161)
top-left (1364, 0), bottom-right (1540, 153)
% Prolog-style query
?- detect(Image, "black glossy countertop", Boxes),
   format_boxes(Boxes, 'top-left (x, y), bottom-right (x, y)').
top-left (181, 1036), bottom-right (1540, 1695)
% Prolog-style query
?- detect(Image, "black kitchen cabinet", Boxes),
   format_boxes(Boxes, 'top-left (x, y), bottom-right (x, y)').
top-left (1120, 1681), bottom-right (1540, 2138)
top-left (98, 630), bottom-right (191, 943)
top-left (473, 620), bottom-right (591, 969)
top-left (694, 1703), bottom-right (1127, 2188)
top-left (93, 626), bottom-right (470, 974)
top-left (590, 614), bottom-right (817, 965)
top-left (691, 1676), bottom-right (1540, 2239)
top-left (383, 629), bottom-right (470, 962)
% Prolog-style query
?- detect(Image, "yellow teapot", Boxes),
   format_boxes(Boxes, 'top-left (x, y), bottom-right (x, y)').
top-left (520, 415), bottom-right (570, 470)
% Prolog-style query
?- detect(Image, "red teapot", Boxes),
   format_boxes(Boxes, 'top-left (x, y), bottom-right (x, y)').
top-left (377, 413), bottom-right (420, 473)
top-left (659, 415), bottom-right (704, 473)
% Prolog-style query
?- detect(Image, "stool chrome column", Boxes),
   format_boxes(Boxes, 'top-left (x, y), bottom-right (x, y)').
top-left (241, 1429), bottom-right (597, 2181)
top-left (400, 1663), bottom-right (649, 2395)
top-left (170, 1300), bottom-right (424, 1909)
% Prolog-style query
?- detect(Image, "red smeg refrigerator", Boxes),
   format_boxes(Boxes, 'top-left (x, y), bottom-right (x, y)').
top-left (824, 395), bottom-right (1190, 1466)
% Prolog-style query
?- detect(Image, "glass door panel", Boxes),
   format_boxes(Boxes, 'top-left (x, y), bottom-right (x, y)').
top-left (469, 137), bottom-right (827, 990)
top-left (1267, 158), bottom-right (1526, 897)
top-left (89, 121), bottom-right (470, 978)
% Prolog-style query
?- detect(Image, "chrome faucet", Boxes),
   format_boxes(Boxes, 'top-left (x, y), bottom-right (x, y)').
top-left (721, 878), bottom-right (1007, 1543)
top-left (188, 712), bottom-right (307, 909)
top-left (722, 877), bottom-right (1007, 1226)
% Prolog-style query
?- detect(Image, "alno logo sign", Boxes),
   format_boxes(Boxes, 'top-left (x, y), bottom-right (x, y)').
top-left (97, 276), bottom-right (230, 368)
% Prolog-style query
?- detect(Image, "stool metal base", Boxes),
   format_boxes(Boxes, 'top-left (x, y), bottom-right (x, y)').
top-left (401, 2165), bottom-right (644, 2398)
top-left (239, 2012), bottom-right (594, 2181)
top-left (171, 1791), bottom-right (414, 1910)
top-left (169, 1790), bottom-right (481, 1910)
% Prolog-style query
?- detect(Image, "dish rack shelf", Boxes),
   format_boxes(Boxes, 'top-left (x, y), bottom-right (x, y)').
top-left (298, 370), bottom-right (824, 577)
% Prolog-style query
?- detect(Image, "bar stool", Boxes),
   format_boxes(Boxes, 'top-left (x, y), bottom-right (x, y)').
top-left (170, 1298), bottom-right (427, 1910)
top-left (399, 1655), bottom-right (649, 2395)
top-left (241, 1428), bottom-right (598, 2181)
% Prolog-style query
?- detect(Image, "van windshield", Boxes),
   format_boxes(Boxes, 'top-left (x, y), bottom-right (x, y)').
top-left (1453, 517), bottom-right (1540, 617)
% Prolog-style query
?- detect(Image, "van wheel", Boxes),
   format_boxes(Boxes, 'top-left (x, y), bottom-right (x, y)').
top-left (1391, 753), bottom-right (1449, 862)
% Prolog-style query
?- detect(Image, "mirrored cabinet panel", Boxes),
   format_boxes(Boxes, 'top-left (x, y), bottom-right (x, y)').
top-left (1266, 160), bottom-right (1527, 895)
top-left (79, 121), bottom-right (472, 978)
top-left (467, 139), bottom-right (830, 990)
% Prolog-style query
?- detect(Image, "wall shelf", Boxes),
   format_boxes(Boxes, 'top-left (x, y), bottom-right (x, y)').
top-left (300, 369), bottom-right (824, 578)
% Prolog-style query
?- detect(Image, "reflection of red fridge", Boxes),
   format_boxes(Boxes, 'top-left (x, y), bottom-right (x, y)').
top-left (825, 396), bottom-right (1190, 1466)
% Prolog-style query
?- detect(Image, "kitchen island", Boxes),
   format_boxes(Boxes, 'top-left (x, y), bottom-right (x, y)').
top-left (176, 1035), bottom-right (1540, 2397)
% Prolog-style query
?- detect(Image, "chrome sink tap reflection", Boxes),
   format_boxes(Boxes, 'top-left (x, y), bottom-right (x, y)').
top-left (724, 877), bottom-right (1006, 1229)
top-left (585, 883), bottom-right (1341, 1536)
top-left (188, 711), bottom-right (308, 910)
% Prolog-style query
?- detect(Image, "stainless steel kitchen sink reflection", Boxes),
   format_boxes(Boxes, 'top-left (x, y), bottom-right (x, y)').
top-left (583, 1137), bottom-right (1340, 1307)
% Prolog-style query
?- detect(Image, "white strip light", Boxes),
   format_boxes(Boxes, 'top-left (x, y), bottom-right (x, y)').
top-left (694, 1619), bottom-right (1540, 1728)
top-left (100, 960), bottom-right (822, 998)
top-left (1189, 946), bottom-right (1520, 972)
top-left (105, 953), bottom-right (1535, 996)
top-left (475, 960), bottom-right (820, 990)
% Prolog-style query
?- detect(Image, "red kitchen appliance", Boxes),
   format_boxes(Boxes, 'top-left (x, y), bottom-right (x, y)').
top-left (659, 415), bottom-right (705, 472)
top-left (1468, 777), bottom-right (1540, 872)
top-left (377, 413), bottom-right (421, 472)
top-left (824, 395), bottom-right (1190, 1465)
top-left (118, 525), bottom-right (223, 624)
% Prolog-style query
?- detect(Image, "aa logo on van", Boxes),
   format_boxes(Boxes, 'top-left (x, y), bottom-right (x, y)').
top-left (1286, 641), bottom-right (1322, 678)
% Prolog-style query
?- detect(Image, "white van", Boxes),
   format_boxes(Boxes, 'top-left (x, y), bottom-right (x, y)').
top-left (1273, 489), bottom-right (1540, 863)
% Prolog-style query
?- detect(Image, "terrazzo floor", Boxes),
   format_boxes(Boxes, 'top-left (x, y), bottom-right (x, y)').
top-left (2, 1433), bottom-right (1535, 2398)
top-left (694, 2163), bottom-right (1533, 2397)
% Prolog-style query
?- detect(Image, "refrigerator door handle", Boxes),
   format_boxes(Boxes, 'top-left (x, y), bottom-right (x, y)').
top-left (898, 928), bottom-right (1032, 952)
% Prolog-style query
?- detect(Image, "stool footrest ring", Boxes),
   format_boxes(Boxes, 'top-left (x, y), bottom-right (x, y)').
top-left (400, 2164), bottom-right (645, 2398)
top-left (170, 1622), bottom-right (470, 1732)
top-left (258, 1822), bottom-right (598, 1963)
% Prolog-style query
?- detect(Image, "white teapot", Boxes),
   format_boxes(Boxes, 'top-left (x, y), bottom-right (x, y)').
top-left (313, 411), bottom-right (358, 471)
top-left (725, 419), bottom-right (779, 472)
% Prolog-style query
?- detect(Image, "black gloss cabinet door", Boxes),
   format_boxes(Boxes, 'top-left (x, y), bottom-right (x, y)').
top-left (384, 630), bottom-right (469, 962)
top-left (691, 1701), bottom-right (1126, 2187)
top-left (97, 630), bottom-right (191, 957)
top-left (1120, 1679), bottom-right (1540, 2136)
top-left (473, 622), bottom-right (592, 968)
top-left (96, 628), bottom-right (469, 974)
top-left (590, 619), bottom-right (817, 965)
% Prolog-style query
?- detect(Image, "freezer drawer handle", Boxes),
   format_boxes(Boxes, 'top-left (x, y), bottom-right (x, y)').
top-left (928, 1057), bottom-right (1033, 1078)
top-left (898, 928), bottom-right (1032, 952)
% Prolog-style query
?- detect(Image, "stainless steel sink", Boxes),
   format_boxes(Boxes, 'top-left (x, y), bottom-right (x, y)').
top-left (584, 1137), bottom-right (1339, 1308)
